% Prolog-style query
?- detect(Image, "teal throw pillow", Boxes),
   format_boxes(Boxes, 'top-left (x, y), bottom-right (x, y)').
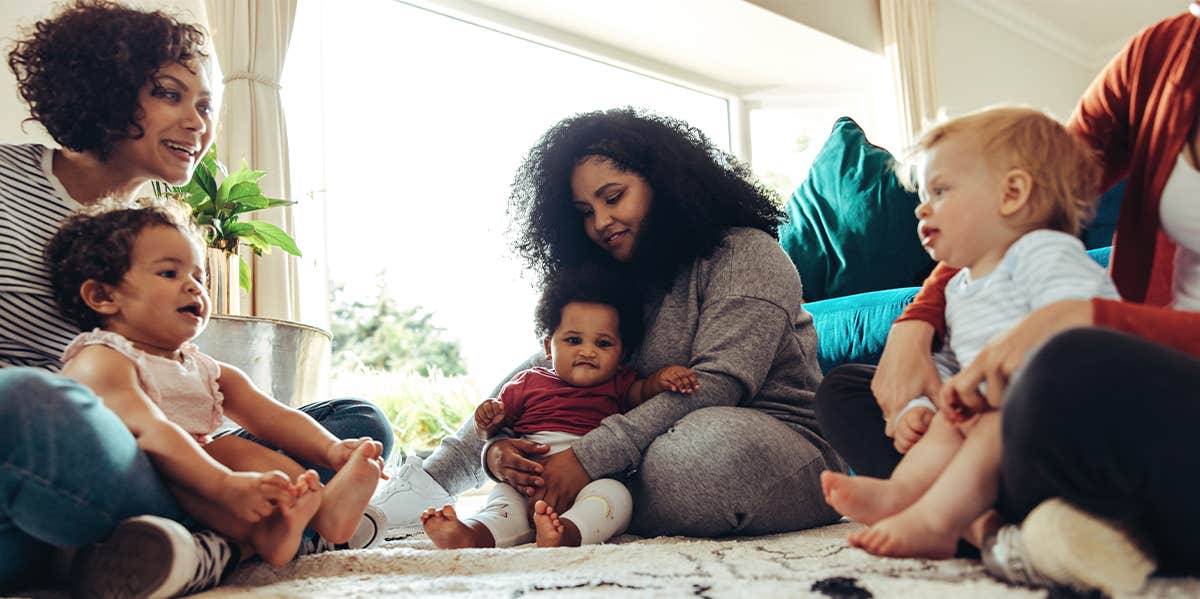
top-left (779, 117), bottom-right (935, 301)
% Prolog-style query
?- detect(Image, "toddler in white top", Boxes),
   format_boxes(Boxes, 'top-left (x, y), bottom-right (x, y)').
top-left (821, 106), bottom-right (1119, 558)
top-left (46, 199), bottom-right (386, 566)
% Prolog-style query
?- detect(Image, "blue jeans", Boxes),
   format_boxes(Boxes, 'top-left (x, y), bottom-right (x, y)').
top-left (0, 368), bottom-right (393, 589)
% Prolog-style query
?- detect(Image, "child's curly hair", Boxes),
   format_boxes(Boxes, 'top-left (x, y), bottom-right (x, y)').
top-left (533, 264), bottom-right (644, 357)
top-left (8, 0), bottom-right (209, 159)
top-left (45, 197), bottom-right (205, 331)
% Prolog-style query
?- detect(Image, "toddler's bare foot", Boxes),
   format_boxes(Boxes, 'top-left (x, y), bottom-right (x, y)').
top-left (252, 471), bottom-right (323, 566)
top-left (847, 506), bottom-right (960, 559)
top-left (421, 505), bottom-right (494, 549)
top-left (533, 500), bottom-right (565, 547)
top-left (313, 444), bottom-right (383, 543)
top-left (821, 470), bottom-right (911, 525)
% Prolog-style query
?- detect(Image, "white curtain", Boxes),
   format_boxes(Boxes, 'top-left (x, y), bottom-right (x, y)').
top-left (881, 0), bottom-right (940, 149)
top-left (205, 0), bottom-right (299, 320)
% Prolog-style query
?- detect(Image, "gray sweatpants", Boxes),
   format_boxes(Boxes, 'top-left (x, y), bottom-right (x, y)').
top-left (423, 356), bottom-right (845, 536)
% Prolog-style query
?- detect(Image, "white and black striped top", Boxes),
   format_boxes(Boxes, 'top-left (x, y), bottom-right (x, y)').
top-left (0, 143), bottom-right (83, 370)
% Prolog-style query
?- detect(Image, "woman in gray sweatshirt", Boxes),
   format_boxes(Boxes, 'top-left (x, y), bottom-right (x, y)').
top-left (374, 108), bottom-right (847, 536)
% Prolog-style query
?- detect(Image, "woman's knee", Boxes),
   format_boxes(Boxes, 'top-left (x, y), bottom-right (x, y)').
top-left (0, 369), bottom-right (99, 422)
top-left (319, 398), bottom-right (395, 459)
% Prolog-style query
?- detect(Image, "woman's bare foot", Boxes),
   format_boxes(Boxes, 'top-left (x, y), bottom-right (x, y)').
top-left (533, 500), bottom-right (565, 547)
top-left (847, 506), bottom-right (960, 559)
top-left (252, 471), bottom-right (323, 566)
top-left (821, 470), bottom-right (913, 525)
top-left (421, 505), bottom-right (494, 549)
top-left (312, 443), bottom-right (383, 543)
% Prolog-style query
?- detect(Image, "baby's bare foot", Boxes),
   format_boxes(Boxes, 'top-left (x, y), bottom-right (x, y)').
top-left (421, 505), bottom-right (493, 549)
top-left (252, 474), bottom-right (323, 566)
top-left (313, 444), bottom-right (383, 543)
top-left (821, 470), bottom-right (911, 525)
top-left (533, 500), bottom-right (565, 547)
top-left (847, 507), bottom-right (960, 559)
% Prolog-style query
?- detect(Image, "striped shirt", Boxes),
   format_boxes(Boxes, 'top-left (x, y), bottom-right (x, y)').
top-left (944, 229), bottom-right (1120, 368)
top-left (0, 144), bottom-right (83, 370)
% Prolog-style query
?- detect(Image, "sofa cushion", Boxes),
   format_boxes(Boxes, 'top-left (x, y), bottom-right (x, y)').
top-left (807, 246), bottom-right (1113, 373)
top-left (779, 117), bottom-right (935, 302)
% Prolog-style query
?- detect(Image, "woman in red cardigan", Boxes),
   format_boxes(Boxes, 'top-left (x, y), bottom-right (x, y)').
top-left (815, 7), bottom-right (1200, 592)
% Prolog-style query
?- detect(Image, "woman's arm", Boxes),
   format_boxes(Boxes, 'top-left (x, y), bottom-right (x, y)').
top-left (63, 347), bottom-right (291, 519)
top-left (1093, 298), bottom-right (1200, 356)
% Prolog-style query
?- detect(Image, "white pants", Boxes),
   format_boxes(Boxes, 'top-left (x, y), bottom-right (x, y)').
top-left (468, 431), bottom-right (633, 547)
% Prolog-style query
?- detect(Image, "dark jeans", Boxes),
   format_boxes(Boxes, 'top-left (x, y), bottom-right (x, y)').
top-left (0, 368), bottom-right (393, 589)
top-left (813, 327), bottom-right (1200, 575)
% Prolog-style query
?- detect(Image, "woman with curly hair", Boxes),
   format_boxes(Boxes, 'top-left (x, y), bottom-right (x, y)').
top-left (0, 1), bottom-right (392, 595)
top-left (375, 107), bottom-right (847, 538)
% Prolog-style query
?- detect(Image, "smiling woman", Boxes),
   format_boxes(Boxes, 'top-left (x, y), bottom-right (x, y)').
top-left (0, 1), bottom-right (393, 596)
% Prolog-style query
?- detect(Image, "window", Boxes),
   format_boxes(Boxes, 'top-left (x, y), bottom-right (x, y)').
top-left (282, 0), bottom-right (732, 446)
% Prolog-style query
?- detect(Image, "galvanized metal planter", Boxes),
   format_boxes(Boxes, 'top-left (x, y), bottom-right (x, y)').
top-left (194, 315), bottom-right (331, 407)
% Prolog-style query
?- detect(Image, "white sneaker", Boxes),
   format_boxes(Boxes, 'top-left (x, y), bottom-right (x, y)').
top-left (296, 504), bottom-right (388, 556)
top-left (370, 455), bottom-right (455, 534)
top-left (70, 516), bottom-right (232, 599)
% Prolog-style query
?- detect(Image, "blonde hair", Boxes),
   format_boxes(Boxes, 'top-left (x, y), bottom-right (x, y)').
top-left (900, 106), bottom-right (1100, 236)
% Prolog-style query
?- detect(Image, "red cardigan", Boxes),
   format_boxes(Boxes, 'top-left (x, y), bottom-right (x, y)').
top-left (896, 12), bottom-right (1200, 357)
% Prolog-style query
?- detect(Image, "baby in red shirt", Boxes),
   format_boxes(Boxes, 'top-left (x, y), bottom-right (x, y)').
top-left (422, 266), bottom-right (696, 548)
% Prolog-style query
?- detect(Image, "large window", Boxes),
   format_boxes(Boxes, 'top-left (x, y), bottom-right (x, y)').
top-left (282, 0), bottom-right (731, 449)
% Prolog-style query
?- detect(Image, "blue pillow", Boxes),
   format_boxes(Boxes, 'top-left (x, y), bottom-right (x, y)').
top-left (805, 246), bottom-right (1114, 373)
top-left (779, 117), bottom-right (935, 302)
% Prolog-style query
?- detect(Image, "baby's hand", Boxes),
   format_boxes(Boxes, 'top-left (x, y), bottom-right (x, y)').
top-left (893, 405), bottom-right (934, 454)
top-left (219, 470), bottom-right (293, 522)
top-left (326, 437), bottom-right (386, 478)
top-left (475, 399), bottom-right (506, 439)
top-left (652, 365), bottom-right (699, 394)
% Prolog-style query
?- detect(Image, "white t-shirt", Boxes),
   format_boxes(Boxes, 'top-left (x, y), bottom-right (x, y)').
top-left (1158, 152), bottom-right (1200, 311)
top-left (943, 229), bottom-right (1120, 368)
top-left (0, 144), bottom-right (83, 369)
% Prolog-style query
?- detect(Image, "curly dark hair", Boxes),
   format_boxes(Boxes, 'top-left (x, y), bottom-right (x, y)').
top-left (46, 198), bottom-right (204, 331)
top-left (534, 263), bottom-right (644, 357)
top-left (8, 0), bottom-right (209, 159)
top-left (509, 107), bottom-right (785, 292)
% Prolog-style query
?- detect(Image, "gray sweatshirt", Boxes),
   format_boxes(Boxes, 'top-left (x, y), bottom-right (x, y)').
top-left (573, 227), bottom-right (825, 479)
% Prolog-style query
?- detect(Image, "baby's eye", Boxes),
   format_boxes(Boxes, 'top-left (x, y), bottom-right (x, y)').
top-left (157, 270), bottom-right (177, 279)
top-left (565, 336), bottom-right (582, 344)
top-left (596, 339), bottom-right (613, 348)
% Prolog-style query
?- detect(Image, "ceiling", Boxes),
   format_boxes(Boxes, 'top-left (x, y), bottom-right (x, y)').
top-left (447, 0), bottom-right (1187, 93)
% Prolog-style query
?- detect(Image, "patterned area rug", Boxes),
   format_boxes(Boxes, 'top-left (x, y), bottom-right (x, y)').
top-left (199, 521), bottom-right (1200, 598)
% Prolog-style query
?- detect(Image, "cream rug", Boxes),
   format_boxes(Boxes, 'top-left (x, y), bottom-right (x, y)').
top-left (197, 521), bottom-right (1200, 598)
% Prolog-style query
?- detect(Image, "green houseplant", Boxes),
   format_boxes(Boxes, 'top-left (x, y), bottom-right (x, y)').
top-left (153, 147), bottom-right (301, 312)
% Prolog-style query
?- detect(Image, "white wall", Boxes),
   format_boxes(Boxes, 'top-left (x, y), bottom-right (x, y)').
top-left (931, 0), bottom-right (1096, 120)
top-left (0, 0), bottom-right (209, 145)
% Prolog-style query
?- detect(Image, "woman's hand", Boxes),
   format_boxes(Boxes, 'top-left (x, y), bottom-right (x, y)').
top-left (529, 448), bottom-right (591, 515)
top-left (486, 438), bottom-right (549, 496)
top-left (939, 300), bottom-right (1093, 418)
top-left (872, 320), bottom-right (941, 437)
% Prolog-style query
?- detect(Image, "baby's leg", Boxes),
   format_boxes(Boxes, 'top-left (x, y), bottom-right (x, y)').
top-left (537, 479), bottom-right (632, 548)
top-left (823, 412), bottom-right (964, 524)
top-left (850, 411), bottom-right (1001, 558)
top-left (309, 443), bottom-right (383, 543)
top-left (250, 470), bottom-right (324, 566)
top-left (424, 483), bottom-right (528, 549)
top-left (205, 435), bottom-right (307, 478)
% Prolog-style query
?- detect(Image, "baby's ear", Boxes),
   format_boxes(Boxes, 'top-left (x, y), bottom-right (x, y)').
top-left (542, 336), bottom-right (552, 361)
top-left (999, 169), bottom-right (1034, 217)
top-left (79, 279), bottom-right (120, 317)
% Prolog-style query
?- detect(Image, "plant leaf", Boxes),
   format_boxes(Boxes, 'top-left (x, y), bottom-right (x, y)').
top-left (216, 160), bottom-right (267, 207)
top-left (243, 220), bottom-right (302, 256)
top-left (239, 256), bottom-right (252, 293)
top-left (192, 159), bottom-right (219, 203)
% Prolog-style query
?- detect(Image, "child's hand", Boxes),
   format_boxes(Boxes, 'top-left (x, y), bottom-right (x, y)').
top-left (219, 470), bottom-right (294, 522)
top-left (651, 365), bottom-right (699, 395)
top-left (475, 399), bottom-right (506, 440)
top-left (893, 405), bottom-right (934, 454)
top-left (326, 437), bottom-right (386, 478)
